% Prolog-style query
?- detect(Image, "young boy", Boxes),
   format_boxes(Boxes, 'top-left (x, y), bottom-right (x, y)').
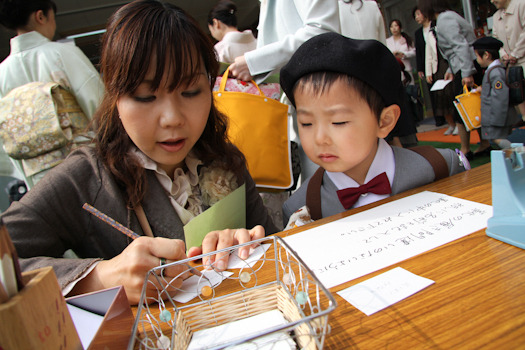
top-left (473, 36), bottom-right (519, 152)
top-left (279, 33), bottom-right (467, 228)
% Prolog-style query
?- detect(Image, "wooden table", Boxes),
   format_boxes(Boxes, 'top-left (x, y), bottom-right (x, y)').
top-left (279, 163), bottom-right (525, 349)
top-left (126, 163), bottom-right (525, 349)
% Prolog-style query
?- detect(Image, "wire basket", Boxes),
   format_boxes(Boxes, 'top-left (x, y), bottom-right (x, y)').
top-left (128, 236), bottom-right (337, 349)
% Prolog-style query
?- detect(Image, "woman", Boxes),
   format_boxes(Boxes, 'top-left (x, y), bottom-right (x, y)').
top-left (0, 0), bottom-right (104, 186)
top-left (418, 0), bottom-right (489, 158)
top-left (413, 6), bottom-right (457, 135)
top-left (1, 0), bottom-right (277, 304)
top-left (386, 19), bottom-right (416, 85)
top-left (207, 0), bottom-right (256, 64)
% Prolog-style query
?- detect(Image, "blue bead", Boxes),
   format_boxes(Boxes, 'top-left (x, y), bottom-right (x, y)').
top-left (159, 309), bottom-right (171, 323)
top-left (295, 291), bottom-right (308, 305)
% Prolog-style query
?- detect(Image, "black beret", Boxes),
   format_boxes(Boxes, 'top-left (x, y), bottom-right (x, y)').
top-left (473, 36), bottom-right (503, 51)
top-left (280, 32), bottom-right (402, 107)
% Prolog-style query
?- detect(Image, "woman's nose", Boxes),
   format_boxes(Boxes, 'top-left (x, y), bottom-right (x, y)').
top-left (159, 98), bottom-right (184, 128)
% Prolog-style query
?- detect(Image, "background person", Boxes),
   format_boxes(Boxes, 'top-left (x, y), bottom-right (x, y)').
top-left (491, 0), bottom-right (525, 120)
top-left (338, 0), bottom-right (386, 44)
top-left (0, 0), bottom-right (104, 186)
top-left (207, 0), bottom-right (256, 64)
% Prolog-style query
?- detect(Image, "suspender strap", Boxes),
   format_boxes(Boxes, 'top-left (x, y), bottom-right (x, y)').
top-left (306, 167), bottom-right (325, 220)
top-left (409, 145), bottom-right (449, 181)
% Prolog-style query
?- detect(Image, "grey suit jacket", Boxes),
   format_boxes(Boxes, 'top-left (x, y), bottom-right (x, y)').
top-left (2, 147), bottom-right (277, 289)
top-left (436, 11), bottom-right (477, 78)
top-left (283, 147), bottom-right (466, 224)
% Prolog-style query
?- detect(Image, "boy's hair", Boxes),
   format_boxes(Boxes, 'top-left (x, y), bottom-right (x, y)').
top-left (95, 0), bottom-right (245, 207)
top-left (0, 0), bottom-right (56, 30)
top-left (475, 49), bottom-right (500, 60)
top-left (207, 0), bottom-right (238, 28)
top-left (293, 72), bottom-right (385, 121)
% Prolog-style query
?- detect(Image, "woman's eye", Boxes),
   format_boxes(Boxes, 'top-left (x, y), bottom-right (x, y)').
top-left (182, 89), bottom-right (201, 97)
top-left (133, 95), bottom-right (155, 103)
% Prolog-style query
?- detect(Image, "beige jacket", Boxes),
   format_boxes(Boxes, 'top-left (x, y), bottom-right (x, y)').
top-left (492, 0), bottom-right (525, 70)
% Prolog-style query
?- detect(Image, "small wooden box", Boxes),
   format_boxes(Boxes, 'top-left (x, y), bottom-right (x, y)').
top-left (0, 266), bottom-right (82, 350)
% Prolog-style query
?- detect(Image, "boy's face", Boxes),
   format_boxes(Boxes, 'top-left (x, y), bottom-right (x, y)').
top-left (475, 51), bottom-right (490, 68)
top-left (294, 79), bottom-right (396, 183)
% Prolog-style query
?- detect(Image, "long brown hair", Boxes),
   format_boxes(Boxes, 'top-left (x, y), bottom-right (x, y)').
top-left (94, 0), bottom-right (245, 207)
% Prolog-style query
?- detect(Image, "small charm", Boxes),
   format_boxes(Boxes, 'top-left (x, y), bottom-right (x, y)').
top-left (201, 285), bottom-right (213, 297)
top-left (159, 309), bottom-right (171, 323)
top-left (156, 334), bottom-right (170, 349)
top-left (239, 271), bottom-right (251, 283)
top-left (295, 291), bottom-right (308, 305)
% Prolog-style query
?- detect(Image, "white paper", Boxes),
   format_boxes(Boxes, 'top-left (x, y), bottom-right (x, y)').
top-left (67, 303), bottom-right (105, 349)
top-left (284, 191), bottom-right (492, 289)
top-left (227, 244), bottom-right (271, 269)
top-left (338, 267), bottom-right (434, 315)
top-left (173, 269), bottom-right (233, 303)
top-left (430, 79), bottom-right (453, 91)
top-left (187, 309), bottom-right (294, 350)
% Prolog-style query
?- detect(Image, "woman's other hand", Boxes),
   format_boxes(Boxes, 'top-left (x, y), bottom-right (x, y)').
top-left (187, 225), bottom-right (265, 271)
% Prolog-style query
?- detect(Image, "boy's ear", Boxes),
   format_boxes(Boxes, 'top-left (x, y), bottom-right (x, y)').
top-left (377, 104), bottom-right (400, 138)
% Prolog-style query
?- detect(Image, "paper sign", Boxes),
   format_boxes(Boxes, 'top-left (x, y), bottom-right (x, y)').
top-left (184, 184), bottom-right (246, 249)
top-left (284, 191), bottom-right (492, 289)
top-left (430, 79), bottom-right (453, 91)
top-left (227, 244), bottom-right (271, 269)
top-left (337, 267), bottom-right (434, 315)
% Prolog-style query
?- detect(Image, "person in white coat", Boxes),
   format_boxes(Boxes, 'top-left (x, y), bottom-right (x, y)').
top-left (229, 0), bottom-right (340, 82)
top-left (338, 0), bottom-right (386, 44)
top-left (228, 0), bottom-right (341, 185)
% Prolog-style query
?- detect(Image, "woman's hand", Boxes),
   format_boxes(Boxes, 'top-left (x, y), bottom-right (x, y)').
top-left (71, 237), bottom-right (189, 304)
top-left (426, 75), bottom-right (433, 84)
top-left (444, 72), bottom-right (454, 81)
top-left (187, 225), bottom-right (265, 271)
top-left (229, 55), bottom-right (254, 82)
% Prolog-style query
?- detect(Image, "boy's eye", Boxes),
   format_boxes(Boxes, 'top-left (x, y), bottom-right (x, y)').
top-left (333, 121), bottom-right (348, 126)
top-left (300, 122), bottom-right (312, 127)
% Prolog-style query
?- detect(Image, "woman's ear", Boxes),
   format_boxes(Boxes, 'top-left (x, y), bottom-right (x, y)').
top-left (377, 104), bottom-right (401, 138)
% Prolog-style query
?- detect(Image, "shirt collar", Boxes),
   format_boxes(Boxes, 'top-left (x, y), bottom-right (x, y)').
top-left (488, 59), bottom-right (502, 69)
top-left (10, 31), bottom-right (50, 54)
top-left (326, 138), bottom-right (395, 189)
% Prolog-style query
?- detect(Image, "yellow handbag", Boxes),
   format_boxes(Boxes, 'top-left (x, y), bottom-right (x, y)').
top-left (213, 68), bottom-right (292, 189)
top-left (453, 84), bottom-right (481, 132)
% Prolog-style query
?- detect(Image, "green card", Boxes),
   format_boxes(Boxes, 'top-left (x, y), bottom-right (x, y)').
top-left (184, 184), bottom-right (246, 249)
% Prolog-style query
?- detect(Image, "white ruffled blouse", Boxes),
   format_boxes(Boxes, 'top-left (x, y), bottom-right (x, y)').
top-left (133, 149), bottom-right (203, 225)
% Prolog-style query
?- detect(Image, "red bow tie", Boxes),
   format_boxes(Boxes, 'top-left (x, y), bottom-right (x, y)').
top-left (336, 172), bottom-right (392, 209)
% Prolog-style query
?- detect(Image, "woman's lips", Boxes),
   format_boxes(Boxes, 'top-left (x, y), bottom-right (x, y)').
top-left (158, 138), bottom-right (186, 152)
